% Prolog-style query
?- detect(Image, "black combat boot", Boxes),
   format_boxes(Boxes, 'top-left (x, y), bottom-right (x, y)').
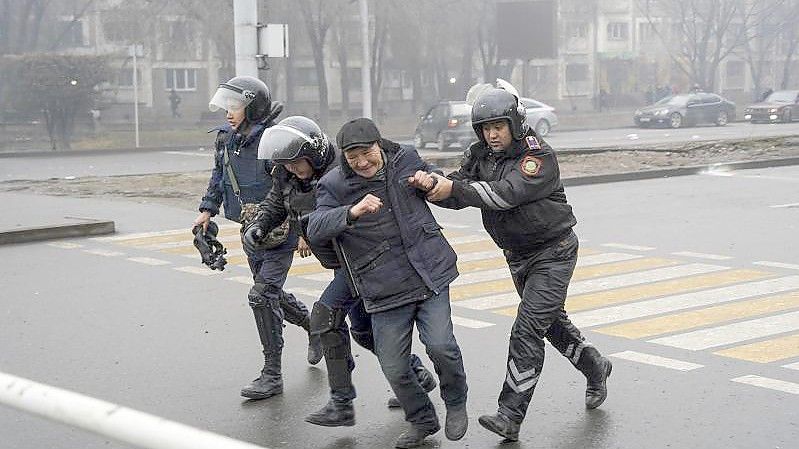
top-left (241, 353), bottom-right (283, 399)
top-left (304, 400), bottom-right (355, 427)
top-left (576, 346), bottom-right (612, 409)
top-left (387, 363), bottom-right (438, 408)
top-left (394, 422), bottom-right (441, 449)
top-left (307, 332), bottom-right (323, 365)
top-left (478, 412), bottom-right (520, 441)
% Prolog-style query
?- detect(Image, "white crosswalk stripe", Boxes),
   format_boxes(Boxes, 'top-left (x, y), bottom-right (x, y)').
top-left (649, 310), bottom-right (799, 350)
top-left (731, 375), bottom-right (799, 395)
top-left (568, 263), bottom-right (728, 296)
top-left (127, 257), bottom-right (171, 266)
top-left (570, 276), bottom-right (799, 328)
top-left (610, 351), bottom-right (704, 371)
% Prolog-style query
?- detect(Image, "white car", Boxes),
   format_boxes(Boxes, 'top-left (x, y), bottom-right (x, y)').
top-left (519, 97), bottom-right (558, 136)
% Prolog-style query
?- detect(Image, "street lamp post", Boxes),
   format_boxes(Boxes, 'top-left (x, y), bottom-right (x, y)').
top-left (359, 0), bottom-right (372, 119)
top-left (129, 45), bottom-right (142, 148)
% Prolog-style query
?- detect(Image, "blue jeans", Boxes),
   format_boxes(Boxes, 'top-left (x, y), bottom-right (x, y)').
top-left (371, 288), bottom-right (468, 430)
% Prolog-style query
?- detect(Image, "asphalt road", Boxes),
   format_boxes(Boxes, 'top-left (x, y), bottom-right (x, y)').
top-left (3, 121), bottom-right (799, 181)
top-left (2, 165), bottom-right (798, 448)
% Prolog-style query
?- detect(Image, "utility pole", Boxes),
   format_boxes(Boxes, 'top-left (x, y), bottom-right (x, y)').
top-left (234, 0), bottom-right (259, 77)
top-left (359, 0), bottom-right (372, 118)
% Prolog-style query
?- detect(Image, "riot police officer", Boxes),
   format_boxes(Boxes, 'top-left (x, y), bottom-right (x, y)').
top-left (410, 86), bottom-right (612, 441)
top-left (243, 116), bottom-right (436, 427)
top-left (193, 76), bottom-right (322, 401)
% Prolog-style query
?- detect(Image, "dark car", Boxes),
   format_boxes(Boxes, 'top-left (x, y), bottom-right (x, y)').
top-left (414, 101), bottom-right (475, 151)
top-left (744, 90), bottom-right (799, 123)
top-left (634, 93), bottom-right (735, 128)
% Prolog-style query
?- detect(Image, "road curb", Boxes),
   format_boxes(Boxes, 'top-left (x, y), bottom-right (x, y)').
top-left (421, 154), bottom-right (799, 187)
top-left (0, 219), bottom-right (116, 245)
top-left (0, 145), bottom-right (204, 159)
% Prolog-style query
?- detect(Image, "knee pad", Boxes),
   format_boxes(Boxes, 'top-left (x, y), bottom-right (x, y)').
top-left (248, 282), bottom-right (281, 309)
top-left (310, 301), bottom-right (347, 335)
top-left (279, 290), bottom-right (309, 327)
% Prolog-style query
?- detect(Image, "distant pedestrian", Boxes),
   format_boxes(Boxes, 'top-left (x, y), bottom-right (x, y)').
top-left (598, 88), bottom-right (609, 111)
top-left (169, 88), bottom-right (182, 118)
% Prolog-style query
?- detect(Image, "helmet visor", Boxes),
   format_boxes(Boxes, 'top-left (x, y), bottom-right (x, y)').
top-left (208, 85), bottom-right (254, 113)
top-left (257, 125), bottom-right (313, 162)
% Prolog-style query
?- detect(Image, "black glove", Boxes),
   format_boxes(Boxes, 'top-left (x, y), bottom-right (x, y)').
top-left (242, 222), bottom-right (266, 254)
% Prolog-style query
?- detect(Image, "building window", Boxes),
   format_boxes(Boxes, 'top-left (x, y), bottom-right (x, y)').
top-left (57, 17), bottom-right (85, 47)
top-left (165, 68), bottom-right (197, 91)
top-left (607, 22), bottom-right (629, 40)
top-left (117, 68), bottom-right (142, 87)
top-left (566, 63), bottom-right (589, 82)
top-left (638, 22), bottom-right (656, 42)
top-left (570, 22), bottom-right (588, 39)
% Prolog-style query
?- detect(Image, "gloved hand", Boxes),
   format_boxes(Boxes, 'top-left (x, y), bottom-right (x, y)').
top-left (242, 222), bottom-right (266, 254)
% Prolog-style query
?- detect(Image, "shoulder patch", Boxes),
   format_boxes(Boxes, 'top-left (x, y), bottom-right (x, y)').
top-left (520, 155), bottom-right (543, 177)
top-left (525, 135), bottom-right (541, 150)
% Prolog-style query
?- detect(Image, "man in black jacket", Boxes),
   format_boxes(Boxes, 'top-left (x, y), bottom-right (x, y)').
top-left (307, 118), bottom-right (468, 448)
top-left (410, 87), bottom-right (612, 441)
top-left (243, 116), bottom-right (436, 428)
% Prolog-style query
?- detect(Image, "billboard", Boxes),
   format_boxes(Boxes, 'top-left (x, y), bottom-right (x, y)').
top-left (496, 0), bottom-right (557, 60)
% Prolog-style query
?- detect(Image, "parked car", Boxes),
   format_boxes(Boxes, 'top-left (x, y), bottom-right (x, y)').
top-left (414, 101), bottom-right (474, 151)
top-left (634, 93), bottom-right (735, 128)
top-left (519, 97), bottom-right (558, 136)
top-left (743, 90), bottom-right (799, 123)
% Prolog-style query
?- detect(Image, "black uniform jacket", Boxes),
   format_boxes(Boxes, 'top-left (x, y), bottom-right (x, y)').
top-left (436, 128), bottom-right (576, 253)
top-left (253, 148), bottom-right (340, 268)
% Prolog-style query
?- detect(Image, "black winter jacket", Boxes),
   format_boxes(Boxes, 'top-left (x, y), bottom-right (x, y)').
top-left (307, 140), bottom-right (459, 313)
top-left (436, 128), bottom-right (576, 253)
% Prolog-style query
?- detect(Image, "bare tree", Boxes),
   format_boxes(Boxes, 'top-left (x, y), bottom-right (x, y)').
top-left (297, 0), bottom-right (338, 128)
top-left (636, 0), bottom-right (748, 91)
top-left (778, 0), bottom-right (799, 88)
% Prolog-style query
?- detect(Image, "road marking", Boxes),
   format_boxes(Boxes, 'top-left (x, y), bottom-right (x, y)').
top-left (671, 251), bottom-right (732, 261)
top-left (288, 287), bottom-right (325, 299)
top-left (300, 272), bottom-right (334, 283)
top-left (571, 258), bottom-right (679, 281)
top-left (47, 242), bottom-right (84, 249)
top-left (649, 310), bottom-right (799, 350)
top-left (600, 243), bottom-right (655, 251)
top-left (127, 257), bottom-right (171, 266)
top-left (226, 276), bottom-right (253, 285)
top-left (754, 261), bottom-right (799, 271)
top-left (174, 266), bottom-right (222, 276)
top-left (770, 202), bottom-right (799, 208)
top-left (569, 275), bottom-right (799, 328)
top-left (610, 351), bottom-right (703, 371)
top-left (783, 361), bottom-right (799, 371)
top-left (457, 250), bottom-right (504, 262)
top-left (451, 316), bottom-right (494, 329)
top-left (731, 375), bottom-right (799, 395)
top-left (456, 292), bottom-right (519, 311)
top-left (437, 222), bottom-right (472, 229)
top-left (568, 263), bottom-right (728, 296)
top-left (161, 151), bottom-right (212, 157)
top-left (82, 249), bottom-right (125, 257)
top-left (447, 235), bottom-right (494, 245)
top-left (451, 268), bottom-right (512, 286)
top-left (714, 333), bottom-right (799, 363)
top-left (596, 291), bottom-right (799, 339)
top-left (577, 252), bottom-right (642, 267)
top-left (564, 269), bottom-right (772, 313)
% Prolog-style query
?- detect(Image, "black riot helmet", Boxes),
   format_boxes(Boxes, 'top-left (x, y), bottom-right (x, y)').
top-left (471, 87), bottom-right (528, 142)
top-left (208, 76), bottom-right (272, 123)
top-left (257, 116), bottom-right (334, 171)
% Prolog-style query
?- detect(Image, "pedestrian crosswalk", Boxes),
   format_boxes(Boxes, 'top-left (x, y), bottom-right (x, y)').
top-left (75, 225), bottom-right (799, 377)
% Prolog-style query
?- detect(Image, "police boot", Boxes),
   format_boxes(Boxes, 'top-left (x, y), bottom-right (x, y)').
top-left (304, 400), bottom-right (355, 427)
top-left (445, 404), bottom-right (468, 441)
top-left (307, 332), bottom-right (323, 365)
top-left (478, 412), bottom-right (520, 441)
top-left (241, 353), bottom-right (283, 399)
top-left (279, 291), bottom-right (323, 366)
top-left (387, 361), bottom-right (438, 408)
top-left (394, 422), bottom-right (441, 449)
top-left (577, 346), bottom-right (612, 409)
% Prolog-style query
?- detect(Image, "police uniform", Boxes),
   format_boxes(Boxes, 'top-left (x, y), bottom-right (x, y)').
top-left (433, 87), bottom-right (611, 440)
